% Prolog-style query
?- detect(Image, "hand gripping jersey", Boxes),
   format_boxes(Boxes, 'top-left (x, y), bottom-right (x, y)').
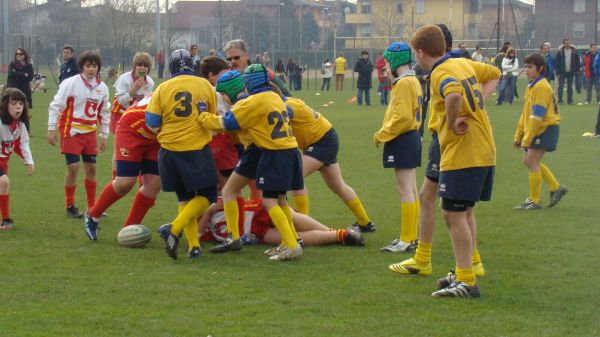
top-left (0, 120), bottom-right (34, 168)
top-left (118, 93), bottom-right (157, 140)
top-left (286, 97), bottom-right (332, 150)
top-left (374, 71), bottom-right (423, 143)
top-left (515, 76), bottom-right (560, 147)
top-left (430, 56), bottom-right (500, 171)
top-left (48, 75), bottom-right (110, 138)
top-left (110, 71), bottom-right (155, 115)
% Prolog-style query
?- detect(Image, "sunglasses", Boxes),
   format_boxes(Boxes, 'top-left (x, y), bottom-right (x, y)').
top-left (226, 55), bottom-right (241, 62)
top-left (15, 52), bottom-right (23, 56)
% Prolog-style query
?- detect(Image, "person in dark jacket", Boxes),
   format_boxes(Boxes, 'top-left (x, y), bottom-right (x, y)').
top-left (555, 38), bottom-right (581, 104)
top-left (286, 58), bottom-right (299, 91)
top-left (59, 45), bottom-right (79, 84)
top-left (583, 43), bottom-right (598, 104)
top-left (354, 50), bottom-right (373, 106)
top-left (7, 48), bottom-right (34, 131)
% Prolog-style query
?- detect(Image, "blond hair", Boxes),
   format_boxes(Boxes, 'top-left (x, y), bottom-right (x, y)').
top-left (132, 52), bottom-right (152, 71)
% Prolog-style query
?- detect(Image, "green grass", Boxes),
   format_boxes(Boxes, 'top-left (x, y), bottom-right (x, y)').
top-left (0, 77), bottom-right (599, 337)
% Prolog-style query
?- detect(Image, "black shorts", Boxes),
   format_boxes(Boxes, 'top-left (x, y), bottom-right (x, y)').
top-left (528, 125), bottom-right (559, 152)
top-left (425, 133), bottom-right (441, 182)
top-left (256, 148), bottom-right (304, 193)
top-left (303, 128), bottom-right (339, 165)
top-left (234, 144), bottom-right (262, 179)
top-left (158, 147), bottom-right (218, 199)
top-left (382, 130), bottom-right (422, 169)
top-left (438, 166), bottom-right (495, 209)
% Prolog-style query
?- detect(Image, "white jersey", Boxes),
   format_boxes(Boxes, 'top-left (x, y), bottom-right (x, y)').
top-left (112, 71), bottom-right (155, 113)
top-left (48, 75), bottom-right (110, 138)
top-left (0, 121), bottom-right (34, 165)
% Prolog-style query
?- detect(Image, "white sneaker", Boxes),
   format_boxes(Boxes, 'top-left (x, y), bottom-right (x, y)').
top-left (380, 239), bottom-right (415, 253)
top-left (269, 245), bottom-right (303, 261)
top-left (264, 244), bottom-right (284, 256)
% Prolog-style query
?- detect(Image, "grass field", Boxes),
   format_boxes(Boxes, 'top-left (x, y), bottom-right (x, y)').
top-left (0, 74), bottom-right (599, 337)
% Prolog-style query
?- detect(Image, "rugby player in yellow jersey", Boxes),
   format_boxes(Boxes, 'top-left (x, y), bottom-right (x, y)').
top-left (412, 25), bottom-right (500, 297)
top-left (145, 49), bottom-right (219, 260)
top-left (514, 53), bottom-right (567, 210)
top-left (285, 96), bottom-right (374, 232)
top-left (373, 42), bottom-right (422, 253)
top-left (200, 64), bottom-right (303, 261)
top-left (390, 25), bottom-right (489, 282)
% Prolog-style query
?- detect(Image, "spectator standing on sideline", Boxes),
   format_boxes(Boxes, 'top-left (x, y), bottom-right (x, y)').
top-left (286, 58), bottom-right (299, 91)
top-left (59, 45), bottom-right (80, 84)
top-left (335, 53), bottom-right (347, 91)
top-left (275, 59), bottom-right (286, 83)
top-left (458, 43), bottom-right (471, 59)
top-left (375, 52), bottom-right (386, 95)
top-left (583, 43), bottom-right (599, 104)
top-left (321, 59), bottom-right (333, 91)
top-left (156, 49), bottom-right (165, 79)
top-left (472, 46), bottom-right (484, 62)
top-left (498, 47), bottom-right (519, 105)
top-left (7, 48), bottom-right (34, 132)
top-left (540, 43), bottom-right (555, 81)
top-left (261, 51), bottom-right (270, 67)
top-left (555, 38), bottom-right (580, 104)
top-left (354, 50), bottom-right (373, 106)
top-left (190, 44), bottom-right (201, 76)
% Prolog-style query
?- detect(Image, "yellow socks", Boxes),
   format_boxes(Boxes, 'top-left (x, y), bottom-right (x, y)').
top-left (178, 204), bottom-right (198, 250)
top-left (455, 267), bottom-right (476, 286)
top-left (224, 200), bottom-right (241, 240)
top-left (173, 197), bottom-right (209, 250)
top-left (293, 194), bottom-right (309, 215)
top-left (528, 171), bottom-right (542, 204)
top-left (400, 201), bottom-right (418, 243)
top-left (472, 249), bottom-right (482, 265)
top-left (414, 241), bottom-right (432, 267)
top-left (267, 206), bottom-right (298, 249)
top-left (540, 163), bottom-right (561, 191)
top-left (281, 204), bottom-right (299, 241)
top-left (345, 197), bottom-right (370, 226)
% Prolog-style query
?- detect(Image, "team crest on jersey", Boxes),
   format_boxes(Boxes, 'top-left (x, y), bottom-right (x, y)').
top-left (431, 164), bottom-right (438, 172)
top-left (439, 183), bottom-right (447, 192)
top-left (197, 101), bottom-right (208, 112)
top-left (96, 88), bottom-right (103, 94)
top-left (387, 155), bottom-right (395, 163)
top-left (535, 138), bottom-right (541, 144)
top-left (307, 146), bottom-right (314, 152)
top-left (120, 147), bottom-right (129, 157)
top-left (258, 177), bottom-right (265, 185)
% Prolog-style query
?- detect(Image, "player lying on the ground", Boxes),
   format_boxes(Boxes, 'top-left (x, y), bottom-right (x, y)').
top-left (198, 198), bottom-right (365, 249)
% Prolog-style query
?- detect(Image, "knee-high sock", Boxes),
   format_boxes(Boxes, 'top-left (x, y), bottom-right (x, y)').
top-left (540, 163), bottom-right (560, 191)
top-left (267, 206), bottom-right (297, 248)
top-left (89, 182), bottom-right (122, 218)
top-left (281, 204), bottom-right (299, 241)
top-left (171, 196), bottom-right (209, 237)
top-left (123, 191), bottom-right (155, 227)
top-left (293, 194), bottom-right (309, 215)
top-left (528, 171), bottom-right (542, 204)
top-left (344, 197), bottom-right (370, 226)
top-left (400, 201), bottom-right (417, 243)
top-left (224, 200), bottom-right (240, 240)
top-left (65, 185), bottom-right (76, 208)
top-left (0, 194), bottom-right (9, 219)
top-left (472, 248), bottom-right (482, 265)
top-left (414, 241), bottom-right (432, 266)
top-left (84, 179), bottom-right (97, 209)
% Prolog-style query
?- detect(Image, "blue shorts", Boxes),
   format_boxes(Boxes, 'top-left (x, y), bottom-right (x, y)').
top-left (382, 130), bottom-right (422, 169)
top-left (256, 148), bottom-right (304, 194)
top-left (425, 133), bottom-right (441, 182)
top-left (303, 128), bottom-right (338, 165)
top-left (116, 160), bottom-right (159, 177)
top-left (158, 147), bottom-right (218, 202)
top-left (528, 125), bottom-right (559, 152)
top-left (438, 166), bottom-right (495, 204)
top-left (234, 144), bottom-right (262, 179)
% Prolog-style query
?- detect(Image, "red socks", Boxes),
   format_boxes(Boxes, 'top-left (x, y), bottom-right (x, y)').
top-left (0, 194), bottom-right (9, 219)
top-left (65, 185), bottom-right (76, 208)
top-left (84, 179), bottom-right (97, 209)
top-left (123, 191), bottom-right (155, 227)
top-left (89, 182), bottom-right (121, 218)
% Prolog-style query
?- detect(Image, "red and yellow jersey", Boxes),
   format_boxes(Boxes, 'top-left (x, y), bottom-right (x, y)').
top-left (202, 199), bottom-right (271, 242)
top-left (110, 71), bottom-right (154, 114)
top-left (430, 56), bottom-right (500, 170)
top-left (515, 76), bottom-right (560, 147)
top-left (286, 97), bottom-right (332, 150)
top-left (146, 74), bottom-right (217, 151)
top-left (374, 73), bottom-right (422, 143)
top-left (118, 94), bottom-right (157, 140)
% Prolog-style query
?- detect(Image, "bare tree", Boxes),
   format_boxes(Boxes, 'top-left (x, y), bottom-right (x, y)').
top-left (373, 2), bottom-right (407, 48)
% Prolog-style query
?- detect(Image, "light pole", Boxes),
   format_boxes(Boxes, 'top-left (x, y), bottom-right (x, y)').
top-left (278, 2), bottom-right (284, 62)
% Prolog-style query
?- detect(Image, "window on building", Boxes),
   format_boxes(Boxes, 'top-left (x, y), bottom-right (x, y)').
top-left (574, 22), bottom-right (585, 38)
top-left (574, 0), bottom-right (585, 13)
top-left (361, 25), bottom-right (372, 38)
top-left (469, 0), bottom-right (481, 14)
top-left (415, 0), bottom-right (425, 14)
top-left (361, 0), bottom-right (371, 14)
top-left (397, 2), bottom-right (404, 14)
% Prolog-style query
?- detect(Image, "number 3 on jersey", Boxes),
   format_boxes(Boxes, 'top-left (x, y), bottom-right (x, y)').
top-left (268, 110), bottom-right (291, 139)
top-left (174, 91), bottom-right (192, 117)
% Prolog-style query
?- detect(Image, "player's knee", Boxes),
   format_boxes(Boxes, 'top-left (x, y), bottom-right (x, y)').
top-left (66, 163), bottom-right (80, 176)
top-left (0, 175), bottom-right (10, 189)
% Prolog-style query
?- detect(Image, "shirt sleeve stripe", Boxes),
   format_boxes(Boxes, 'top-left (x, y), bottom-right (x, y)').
top-left (144, 112), bottom-right (162, 128)
top-left (222, 111), bottom-right (241, 130)
top-left (439, 78), bottom-right (458, 99)
top-left (532, 104), bottom-right (547, 118)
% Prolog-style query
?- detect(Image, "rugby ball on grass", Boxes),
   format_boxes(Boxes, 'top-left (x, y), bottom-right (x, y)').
top-left (117, 224), bottom-right (152, 248)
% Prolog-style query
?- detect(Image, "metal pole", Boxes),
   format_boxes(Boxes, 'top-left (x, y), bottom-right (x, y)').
top-left (299, 2), bottom-right (302, 53)
top-left (596, 0), bottom-right (599, 43)
top-left (496, 0), bottom-right (501, 52)
top-left (278, 5), bottom-right (281, 62)
top-left (155, 0), bottom-right (161, 55)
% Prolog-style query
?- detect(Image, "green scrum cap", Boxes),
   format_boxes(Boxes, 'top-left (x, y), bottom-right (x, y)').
top-left (216, 70), bottom-right (245, 102)
top-left (383, 42), bottom-right (412, 75)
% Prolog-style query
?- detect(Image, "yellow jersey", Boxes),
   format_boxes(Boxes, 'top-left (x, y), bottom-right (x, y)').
top-left (225, 90), bottom-right (297, 150)
top-left (286, 97), bottom-right (332, 150)
top-left (430, 56), bottom-right (500, 171)
top-left (146, 75), bottom-right (216, 151)
top-left (374, 73), bottom-right (422, 143)
top-left (335, 57), bottom-right (346, 75)
top-left (515, 76), bottom-right (560, 147)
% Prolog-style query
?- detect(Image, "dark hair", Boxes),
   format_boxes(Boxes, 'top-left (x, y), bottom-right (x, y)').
top-left (63, 44), bottom-right (74, 52)
top-left (77, 50), bottom-right (102, 73)
top-left (200, 56), bottom-right (228, 79)
top-left (523, 52), bottom-right (546, 73)
top-left (0, 88), bottom-right (29, 125)
top-left (437, 24), bottom-right (453, 52)
top-left (361, 50), bottom-right (369, 55)
top-left (14, 48), bottom-right (30, 64)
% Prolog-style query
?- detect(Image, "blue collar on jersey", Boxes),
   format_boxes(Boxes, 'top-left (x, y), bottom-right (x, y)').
top-left (248, 86), bottom-right (272, 95)
top-left (431, 53), bottom-right (452, 72)
top-left (528, 75), bottom-right (544, 88)
top-left (171, 70), bottom-right (194, 78)
top-left (233, 93), bottom-right (249, 104)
